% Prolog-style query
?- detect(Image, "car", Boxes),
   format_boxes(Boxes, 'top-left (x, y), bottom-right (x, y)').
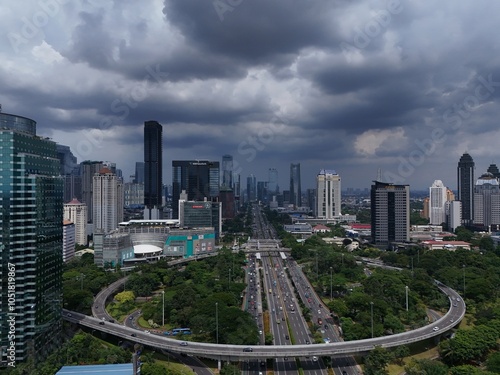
top-left (318, 310), bottom-right (321, 314)
top-left (131, 333), bottom-right (137, 337)
top-left (259, 330), bottom-right (263, 334)
top-left (453, 303), bottom-right (458, 307)
top-left (99, 321), bottom-right (105, 325)
top-left (342, 371), bottom-right (348, 375)
top-left (324, 324), bottom-right (328, 329)
top-left (101, 317), bottom-right (105, 321)
top-left (457, 298), bottom-right (461, 302)
top-left (305, 340), bottom-right (310, 344)
top-left (433, 326), bottom-right (439, 331)
top-left (180, 341), bottom-right (188, 346)
top-left (129, 316), bottom-right (133, 320)
top-left (282, 317), bottom-right (285, 321)
top-left (243, 347), bottom-right (253, 352)
top-left (67, 313), bottom-right (72, 317)
top-left (285, 335), bottom-right (289, 340)
top-left (312, 356), bottom-right (318, 362)
top-left (109, 319), bottom-right (115, 323)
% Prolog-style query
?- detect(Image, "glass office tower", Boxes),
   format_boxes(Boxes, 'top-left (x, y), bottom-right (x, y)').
top-left (0, 112), bottom-right (63, 365)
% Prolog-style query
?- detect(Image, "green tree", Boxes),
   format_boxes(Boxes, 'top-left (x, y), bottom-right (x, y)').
top-left (140, 362), bottom-right (168, 375)
top-left (364, 346), bottom-right (392, 375)
top-left (486, 352), bottom-right (500, 373)
top-left (405, 359), bottom-right (448, 375)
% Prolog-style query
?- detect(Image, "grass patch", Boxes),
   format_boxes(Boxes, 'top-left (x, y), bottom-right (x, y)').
top-left (137, 316), bottom-right (153, 328)
top-left (386, 340), bottom-right (440, 375)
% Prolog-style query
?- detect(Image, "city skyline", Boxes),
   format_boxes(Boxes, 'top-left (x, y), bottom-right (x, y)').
top-left (2, 2), bottom-right (500, 190)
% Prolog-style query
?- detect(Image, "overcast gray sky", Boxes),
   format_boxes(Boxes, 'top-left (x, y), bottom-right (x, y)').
top-left (2, 0), bottom-right (500, 191)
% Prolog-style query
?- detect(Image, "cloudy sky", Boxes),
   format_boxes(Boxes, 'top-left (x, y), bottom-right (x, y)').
top-left (1, 0), bottom-right (500, 191)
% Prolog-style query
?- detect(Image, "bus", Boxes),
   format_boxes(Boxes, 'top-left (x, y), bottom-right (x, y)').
top-left (171, 328), bottom-right (192, 335)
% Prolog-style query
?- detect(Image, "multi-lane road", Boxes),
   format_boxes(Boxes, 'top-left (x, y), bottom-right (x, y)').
top-left (64, 203), bottom-right (466, 372)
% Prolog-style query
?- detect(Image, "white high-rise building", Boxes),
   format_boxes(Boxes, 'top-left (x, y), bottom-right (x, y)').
top-left (446, 201), bottom-right (462, 232)
top-left (474, 172), bottom-right (500, 229)
top-left (93, 168), bottom-right (124, 233)
top-left (429, 180), bottom-right (447, 225)
top-left (64, 198), bottom-right (88, 245)
top-left (63, 220), bottom-right (76, 262)
top-left (316, 170), bottom-right (341, 219)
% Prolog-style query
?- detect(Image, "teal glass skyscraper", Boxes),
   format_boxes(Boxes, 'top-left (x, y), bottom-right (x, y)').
top-left (0, 112), bottom-right (63, 365)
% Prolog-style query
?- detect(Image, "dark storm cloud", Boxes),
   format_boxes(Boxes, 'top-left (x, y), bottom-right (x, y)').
top-left (163, 0), bottom-right (343, 65)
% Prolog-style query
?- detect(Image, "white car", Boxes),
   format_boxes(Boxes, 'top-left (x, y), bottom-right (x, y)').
top-left (433, 326), bottom-right (439, 331)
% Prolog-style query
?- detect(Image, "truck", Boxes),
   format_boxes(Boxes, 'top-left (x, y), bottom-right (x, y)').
top-left (317, 317), bottom-right (323, 325)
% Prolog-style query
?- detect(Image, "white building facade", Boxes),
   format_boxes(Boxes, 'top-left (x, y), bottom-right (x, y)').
top-left (93, 168), bottom-right (124, 233)
top-left (316, 169), bottom-right (341, 219)
top-left (429, 180), bottom-right (447, 225)
top-left (64, 198), bottom-right (88, 245)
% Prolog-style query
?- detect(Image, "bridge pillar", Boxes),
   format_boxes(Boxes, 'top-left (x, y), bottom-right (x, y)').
top-left (218, 359), bottom-right (221, 371)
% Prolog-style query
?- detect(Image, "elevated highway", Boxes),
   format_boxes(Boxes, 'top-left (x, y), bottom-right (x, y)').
top-left (66, 271), bottom-right (465, 361)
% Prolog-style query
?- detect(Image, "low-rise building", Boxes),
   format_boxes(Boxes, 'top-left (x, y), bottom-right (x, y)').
top-left (421, 240), bottom-right (471, 251)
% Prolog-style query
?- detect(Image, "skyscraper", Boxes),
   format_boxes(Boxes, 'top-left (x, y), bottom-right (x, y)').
top-left (134, 162), bottom-right (145, 184)
top-left (371, 181), bottom-right (410, 246)
top-left (290, 163), bottom-right (302, 208)
top-left (474, 172), bottom-right (500, 229)
top-left (93, 168), bottom-right (124, 233)
top-left (171, 160), bottom-right (220, 219)
top-left (0, 112), bottom-right (63, 364)
top-left (487, 163), bottom-right (500, 179)
top-left (458, 152), bottom-right (475, 227)
top-left (144, 121), bottom-right (163, 219)
top-left (316, 169), bottom-right (341, 219)
top-left (268, 168), bottom-right (279, 196)
top-left (221, 154), bottom-right (233, 189)
top-left (81, 160), bottom-right (104, 223)
top-left (64, 198), bottom-right (88, 245)
top-left (429, 180), bottom-right (447, 225)
top-left (247, 174), bottom-right (257, 202)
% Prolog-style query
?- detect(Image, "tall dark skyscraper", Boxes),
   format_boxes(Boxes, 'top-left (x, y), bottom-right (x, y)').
top-left (0, 112), bottom-right (63, 364)
top-left (290, 163), bottom-right (302, 208)
top-left (487, 163), bottom-right (500, 179)
top-left (371, 181), bottom-right (410, 246)
top-left (221, 154), bottom-right (233, 189)
top-left (81, 160), bottom-right (104, 222)
top-left (172, 160), bottom-right (220, 219)
top-left (458, 152), bottom-right (475, 227)
top-left (144, 121), bottom-right (163, 217)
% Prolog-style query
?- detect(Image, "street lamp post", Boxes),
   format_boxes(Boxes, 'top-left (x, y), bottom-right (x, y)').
top-left (162, 291), bottom-right (165, 327)
top-left (463, 264), bottom-right (466, 297)
top-left (370, 301), bottom-right (374, 338)
top-left (405, 285), bottom-right (409, 311)
top-left (316, 251), bottom-right (319, 282)
top-left (215, 302), bottom-right (219, 344)
top-left (330, 267), bottom-right (333, 301)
